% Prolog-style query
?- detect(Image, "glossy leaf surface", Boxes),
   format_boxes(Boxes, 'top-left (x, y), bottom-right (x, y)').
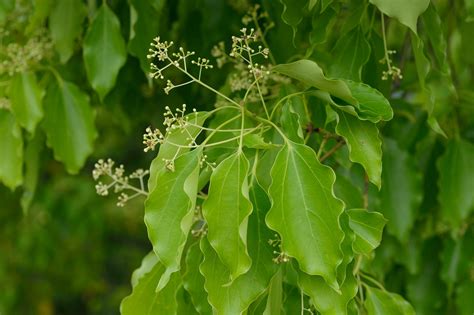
top-left (0, 110), bottom-right (23, 190)
top-left (347, 209), bottom-right (386, 255)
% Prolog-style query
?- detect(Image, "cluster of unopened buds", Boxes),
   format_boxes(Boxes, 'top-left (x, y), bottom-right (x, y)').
top-left (380, 50), bottom-right (403, 80)
top-left (268, 234), bottom-right (290, 264)
top-left (92, 159), bottom-right (148, 207)
top-left (191, 206), bottom-right (208, 238)
top-left (143, 127), bottom-right (164, 152)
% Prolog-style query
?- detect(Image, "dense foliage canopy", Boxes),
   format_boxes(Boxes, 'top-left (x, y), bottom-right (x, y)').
top-left (1, 0), bottom-right (473, 314)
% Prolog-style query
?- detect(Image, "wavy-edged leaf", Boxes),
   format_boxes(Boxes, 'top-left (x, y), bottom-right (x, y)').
top-left (347, 209), bottom-right (386, 255)
top-left (364, 286), bottom-right (416, 315)
top-left (380, 139), bottom-right (422, 242)
top-left (342, 80), bottom-right (393, 122)
top-left (266, 141), bottom-right (344, 289)
top-left (83, 3), bottom-right (127, 100)
top-left (200, 180), bottom-right (277, 314)
top-left (273, 60), bottom-right (357, 105)
top-left (128, 0), bottom-right (163, 74)
top-left (202, 151), bottom-right (252, 281)
top-left (145, 148), bottom-right (201, 290)
top-left (0, 110), bottom-right (23, 190)
top-left (182, 242), bottom-right (212, 315)
top-left (279, 0), bottom-right (308, 42)
top-left (369, 0), bottom-right (430, 34)
top-left (48, 0), bottom-right (86, 63)
top-left (335, 111), bottom-right (382, 188)
top-left (10, 72), bottom-right (44, 134)
top-left (330, 27), bottom-right (371, 81)
top-left (121, 253), bottom-right (180, 315)
top-left (333, 173), bottom-right (364, 210)
top-left (263, 270), bottom-right (283, 315)
top-left (20, 132), bottom-right (43, 214)
top-left (310, 4), bottom-right (336, 45)
top-left (148, 112), bottom-right (208, 192)
top-left (437, 139), bottom-right (474, 229)
top-left (43, 80), bottom-right (97, 174)
top-left (280, 100), bottom-right (304, 143)
top-left (298, 265), bottom-right (358, 315)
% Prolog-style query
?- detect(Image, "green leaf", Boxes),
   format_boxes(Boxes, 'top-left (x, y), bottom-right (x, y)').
top-left (145, 149), bottom-right (201, 290)
top-left (202, 151), bottom-right (252, 281)
top-left (48, 0), bottom-right (86, 63)
top-left (43, 80), bottom-right (97, 174)
top-left (342, 80), bottom-right (393, 122)
top-left (182, 242), bottom-right (212, 315)
top-left (369, 0), bottom-right (430, 34)
top-left (0, 0), bottom-right (14, 23)
top-left (330, 27), bottom-right (371, 81)
top-left (148, 112), bottom-right (208, 192)
top-left (131, 251), bottom-right (159, 288)
top-left (26, 0), bottom-right (54, 35)
top-left (310, 5), bottom-right (336, 45)
top-left (379, 139), bottom-right (422, 242)
top-left (456, 281), bottom-right (474, 315)
top-left (266, 141), bottom-right (345, 289)
top-left (83, 3), bottom-right (127, 100)
top-left (333, 173), bottom-right (364, 210)
top-left (10, 72), bottom-right (44, 134)
top-left (273, 60), bottom-right (357, 105)
top-left (347, 209), bottom-right (386, 255)
top-left (437, 139), bottom-right (474, 229)
top-left (20, 132), bottom-right (43, 214)
top-left (128, 0), bottom-right (163, 75)
top-left (242, 133), bottom-right (279, 149)
top-left (364, 286), bottom-right (416, 315)
top-left (263, 270), bottom-right (283, 315)
top-left (279, 0), bottom-right (308, 42)
top-left (280, 100), bottom-right (304, 143)
top-left (335, 111), bottom-right (382, 188)
top-left (298, 266), bottom-right (358, 315)
top-left (0, 110), bottom-right (23, 190)
top-left (121, 253), bottom-right (180, 315)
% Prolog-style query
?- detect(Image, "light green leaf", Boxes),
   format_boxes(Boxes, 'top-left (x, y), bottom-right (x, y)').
top-left (145, 149), bottom-right (201, 291)
top-left (266, 141), bottom-right (344, 289)
top-left (273, 60), bottom-right (357, 105)
top-left (43, 80), bottom-right (97, 174)
top-left (83, 3), bottom-right (127, 100)
top-left (335, 111), bottom-right (382, 188)
top-left (263, 270), bottom-right (283, 315)
top-left (26, 0), bottom-right (54, 35)
top-left (148, 112), bottom-right (208, 192)
top-left (0, 109), bottom-right (23, 190)
top-left (298, 266), bottom-right (358, 315)
top-left (121, 253), bottom-right (180, 315)
top-left (128, 0), bottom-right (163, 74)
top-left (10, 72), bottom-right (44, 134)
top-left (280, 100), bottom-right (304, 143)
top-left (202, 151), bottom-right (252, 281)
top-left (437, 139), bottom-right (474, 229)
top-left (242, 133), bottom-right (279, 149)
top-left (0, 0), bottom-right (14, 23)
top-left (330, 27), bottom-right (371, 81)
top-left (380, 139), bottom-right (422, 242)
top-left (342, 80), bottom-right (393, 122)
top-left (200, 180), bottom-right (277, 314)
top-left (347, 209), bottom-right (386, 255)
top-left (21, 132), bottom-right (43, 214)
top-left (130, 251), bottom-right (159, 288)
top-left (364, 286), bottom-right (416, 315)
top-left (49, 0), bottom-right (86, 63)
top-left (182, 242), bottom-right (212, 315)
top-left (369, 0), bottom-right (430, 34)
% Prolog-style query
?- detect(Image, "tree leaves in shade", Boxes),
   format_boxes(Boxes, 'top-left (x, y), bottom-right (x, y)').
top-left (263, 270), bottom-right (283, 315)
top-left (347, 209), bottom-right (386, 255)
top-left (0, 110), bottom-right (23, 190)
top-left (199, 180), bottom-right (277, 314)
top-left (83, 3), bottom-right (127, 100)
top-left (147, 112), bottom-right (208, 192)
top-left (379, 138), bottom-right (422, 243)
top-left (456, 281), bottom-right (474, 315)
top-left (273, 60), bottom-right (357, 105)
top-left (48, 0), bottom-right (86, 63)
top-left (369, 0), bottom-right (430, 34)
top-left (266, 141), bottom-right (344, 289)
top-left (298, 266), bottom-right (358, 315)
top-left (9, 72), bottom-right (44, 134)
top-left (364, 286), bottom-right (415, 315)
top-left (330, 27), bottom-right (371, 81)
top-left (20, 132), bottom-right (43, 214)
top-left (182, 242), bottom-right (212, 315)
top-left (144, 149), bottom-right (201, 291)
top-left (42, 80), bottom-right (97, 174)
top-left (202, 151), bottom-right (253, 282)
top-left (279, 0), bottom-right (307, 42)
top-left (335, 111), bottom-right (382, 188)
top-left (120, 252), bottom-right (180, 315)
top-left (437, 139), bottom-right (474, 230)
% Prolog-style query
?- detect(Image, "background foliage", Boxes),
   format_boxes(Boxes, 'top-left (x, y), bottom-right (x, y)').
top-left (0, 0), bottom-right (473, 314)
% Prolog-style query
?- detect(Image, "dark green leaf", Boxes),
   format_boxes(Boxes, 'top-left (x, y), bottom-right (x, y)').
top-left (263, 270), bottom-right (283, 315)
top-left (456, 280), bottom-right (474, 315)
top-left (0, 109), bottom-right (23, 190)
top-left (279, 0), bottom-right (308, 42)
top-left (347, 209), bottom-right (386, 255)
top-left (364, 286), bottom-right (416, 315)
top-left (10, 72), bottom-right (44, 134)
top-left (43, 80), bottom-right (97, 174)
top-left (266, 141), bottom-right (345, 289)
top-left (20, 132), bottom-right (43, 214)
top-left (83, 3), bottom-right (127, 100)
top-left (280, 100), bottom-right (304, 143)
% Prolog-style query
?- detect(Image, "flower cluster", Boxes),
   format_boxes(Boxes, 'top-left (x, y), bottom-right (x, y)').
top-left (0, 98), bottom-right (11, 110)
top-left (268, 234), bottom-right (290, 264)
top-left (380, 50), bottom-right (403, 80)
top-left (92, 159), bottom-right (148, 207)
top-left (143, 127), bottom-right (164, 152)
